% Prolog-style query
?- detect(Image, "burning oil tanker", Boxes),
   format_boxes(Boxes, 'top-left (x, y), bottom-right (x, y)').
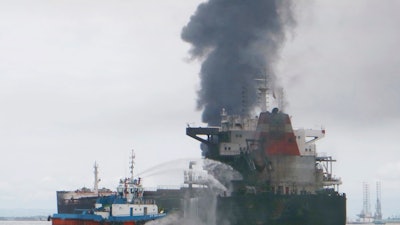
top-left (180, 0), bottom-right (346, 224)
top-left (185, 103), bottom-right (346, 225)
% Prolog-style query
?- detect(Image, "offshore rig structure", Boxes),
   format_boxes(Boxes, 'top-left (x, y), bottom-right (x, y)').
top-left (356, 182), bottom-right (383, 224)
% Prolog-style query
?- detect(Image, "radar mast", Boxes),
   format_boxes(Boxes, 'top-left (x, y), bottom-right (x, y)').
top-left (130, 150), bottom-right (135, 180)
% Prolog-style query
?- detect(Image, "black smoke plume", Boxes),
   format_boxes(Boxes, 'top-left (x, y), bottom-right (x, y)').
top-left (182, 0), bottom-right (295, 126)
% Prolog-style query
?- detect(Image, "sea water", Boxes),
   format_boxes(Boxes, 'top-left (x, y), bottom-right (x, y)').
top-left (0, 222), bottom-right (50, 225)
top-left (1, 222), bottom-right (400, 225)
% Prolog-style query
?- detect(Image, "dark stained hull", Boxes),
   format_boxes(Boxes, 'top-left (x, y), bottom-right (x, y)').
top-left (217, 191), bottom-right (346, 225)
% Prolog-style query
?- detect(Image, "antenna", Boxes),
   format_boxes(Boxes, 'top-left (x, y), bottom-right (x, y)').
top-left (129, 150), bottom-right (135, 180)
top-left (274, 87), bottom-right (287, 112)
top-left (255, 72), bottom-right (268, 112)
top-left (93, 162), bottom-right (100, 195)
top-left (241, 85), bottom-right (248, 116)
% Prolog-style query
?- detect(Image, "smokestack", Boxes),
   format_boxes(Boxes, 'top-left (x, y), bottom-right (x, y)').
top-left (182, 0), bottom-right (295, 126)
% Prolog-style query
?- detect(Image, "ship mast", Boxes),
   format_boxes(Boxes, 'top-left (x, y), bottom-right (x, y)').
top-left (129, 149), bottom-right (135, 180)
top-left (256, 78), bottom-right (286, 112)
top-left (258, 81), bottom-right (268, 112)
top-left (255, 74), bottom-right (268, 112)
top-left (93, 161), bottom-right (100, 195)
top-left (276, 87), bottom-right (285, 112)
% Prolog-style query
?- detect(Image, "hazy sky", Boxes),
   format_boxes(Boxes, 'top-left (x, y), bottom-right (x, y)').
top-left (1, 0), bottom-right (400, 220)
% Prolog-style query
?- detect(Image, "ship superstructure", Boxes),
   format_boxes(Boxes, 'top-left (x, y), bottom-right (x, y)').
top-left (187, 109), bottom-right (342, 194)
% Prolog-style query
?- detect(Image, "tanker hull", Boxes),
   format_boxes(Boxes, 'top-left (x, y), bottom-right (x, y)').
top-left (217, 192), bottom-right (346, 225)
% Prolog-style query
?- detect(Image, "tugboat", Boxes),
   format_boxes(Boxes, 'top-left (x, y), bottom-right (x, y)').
top-left (51, 151), bottom-right (166, 225)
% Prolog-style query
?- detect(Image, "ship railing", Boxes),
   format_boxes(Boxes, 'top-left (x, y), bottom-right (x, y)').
top-left (316, 152), bottom-right (328, 157)
top-left (144, 185), bottom-right (183, 191)
top-left (322, 176), bottom-right (342, 184)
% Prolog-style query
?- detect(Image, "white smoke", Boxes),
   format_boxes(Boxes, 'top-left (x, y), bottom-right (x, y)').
top-left (145, 159), bottom-right (241, 225)
top-left (203, 159), bottom-right (243, 195)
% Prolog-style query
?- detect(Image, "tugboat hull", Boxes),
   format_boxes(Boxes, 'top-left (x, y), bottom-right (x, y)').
top-left (52, 217), bottom-right (136, 225)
